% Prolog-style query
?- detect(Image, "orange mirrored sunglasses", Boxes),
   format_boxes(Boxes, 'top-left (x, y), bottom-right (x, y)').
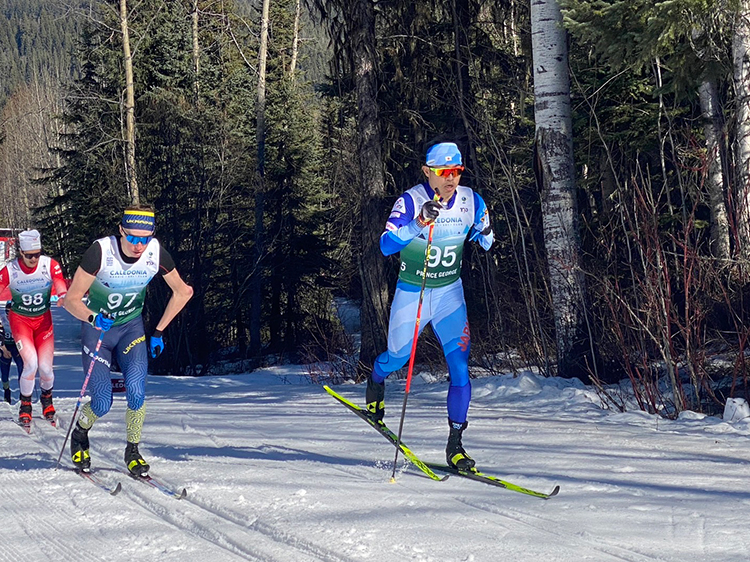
top-left (429, 166), bottom-right (464, 177)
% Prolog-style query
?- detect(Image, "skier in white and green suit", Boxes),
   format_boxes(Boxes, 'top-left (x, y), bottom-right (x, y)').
top-left (64, 205), bottom-right (193, 476)
top-left (365, 142), bottom-right (494, 470)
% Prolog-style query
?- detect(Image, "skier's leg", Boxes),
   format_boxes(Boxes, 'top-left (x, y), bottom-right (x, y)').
top-left (1, 353), bottom-right (10, 402)
top-left (80, 322), bottom-right (116, 420)
top-left (367, 285), bottom-right (432, 420)
top-left (10, 314), bottom-right (39, 398)
top-left (0, 354), bottom-right (9, 385)
top-left (11, 346), bottom-right (23, 382)
top-left (372, 285), bottom-right (431, 383)
top-left (34, 313), bottom-right (56, 419)
top-left (431, 281), bottom-right (475, 469)
top-left (116, 318), bottom-right (150, 476)
top-left (34, 312), bottom-right (55, 392)
top-left (70, 323), bottom-right (117, 470)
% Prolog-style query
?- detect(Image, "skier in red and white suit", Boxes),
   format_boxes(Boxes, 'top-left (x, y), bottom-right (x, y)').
top-left (0, 230), bottom-right (67, 425)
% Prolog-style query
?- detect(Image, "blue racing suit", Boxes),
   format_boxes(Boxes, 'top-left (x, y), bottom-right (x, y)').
top-left (372, 182), bottom-right (493, 423)
top-left (0, 313), bottom-right (23, 389)
top-left (81, 317), bottom-right (148, 416)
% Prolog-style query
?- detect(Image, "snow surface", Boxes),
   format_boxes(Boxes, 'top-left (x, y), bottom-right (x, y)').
top-left (2, 307), bottom-right (750, 562)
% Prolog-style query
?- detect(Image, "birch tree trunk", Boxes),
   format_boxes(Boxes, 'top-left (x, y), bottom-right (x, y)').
top-left (734, 1), bottom-right (750, 269)
top-left (250, 0), bottom-right (271, 357)
top-left (119, 0), bottom-right (139, 204)
top-left (352, 0), bottom-right (390, 377)
top-left (530, 0), bottom-right (590, 378)
top-left (191, 0), bottom-right (200, 102)
top-left (691, 28), bottom-right (730, 261)
top-left (698, 78), bottom-right (730, 261)
top-left (290, 0), bottom-right (301, 77)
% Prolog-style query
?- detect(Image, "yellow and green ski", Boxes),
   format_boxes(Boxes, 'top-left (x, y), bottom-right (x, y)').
top-left (423, 463), bottom-right (559, 499)
top-left (324, 385), bottom-right (560, 499)
top-left (324, 385), bottom-right (447, 481)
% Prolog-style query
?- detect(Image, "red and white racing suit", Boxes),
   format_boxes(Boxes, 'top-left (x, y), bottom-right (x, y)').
top-left (0, 256), bottom-right (67, 396)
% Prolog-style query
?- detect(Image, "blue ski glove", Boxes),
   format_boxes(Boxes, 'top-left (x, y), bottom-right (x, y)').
top-left (150, 330), bottom-right (164, 358)
top-left (90, 312), bottom-right (114, 332)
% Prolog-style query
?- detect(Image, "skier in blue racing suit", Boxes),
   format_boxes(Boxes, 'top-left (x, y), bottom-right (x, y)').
top-left (366, 142), bottom-right (493, 470)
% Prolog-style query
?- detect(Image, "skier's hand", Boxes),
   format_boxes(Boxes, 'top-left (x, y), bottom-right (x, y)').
top-left (150, 330), bottom-right (164, 358)
top-left (1, 346), bottom-right (10, 359)
top-left (418, 199), bottom-right (441, 226)
top-left (469, 224), bottom-right (493, 241)
top-left (91, 312), bottom-right (114, 332)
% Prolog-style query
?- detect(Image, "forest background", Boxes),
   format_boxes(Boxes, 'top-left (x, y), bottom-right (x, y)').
top-left (2, 0), bottom-right (750, 420)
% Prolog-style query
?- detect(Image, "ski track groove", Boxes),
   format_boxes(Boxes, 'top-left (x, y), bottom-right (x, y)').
top-left (0, 419), bottom-right (111, 562)
top-left (181, 413), bottom-right (228, 449)
top-left (27, 409), bottom-right (363, 562)
top-left (0, 471), bottom-right (47, 562)
top-left (28, 417), bottom-right (314, 561)
top-left (13, 392), bottom-right (670, 562)
top-left (178, 411), bottom-right (369, 562)
top-left (327, 391), bottom-right (665, 562)
top-left (184, 493), bottom-right (363, 562)
top-left (316, 394), bottom-right (667, 562)
top-left (454, 496), bottom-right (671, 562)
top-left (22, 415), bottom-right (266, 560)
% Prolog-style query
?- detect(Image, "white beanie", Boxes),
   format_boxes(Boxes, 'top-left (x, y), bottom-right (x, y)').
top-left (18, 230), bottom-right (42, 252)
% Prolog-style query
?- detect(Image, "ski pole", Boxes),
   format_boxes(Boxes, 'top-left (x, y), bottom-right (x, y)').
top-left (55, 324), bottom-right (107, 470)
top-left (390, 200), bottom-right (438, 482)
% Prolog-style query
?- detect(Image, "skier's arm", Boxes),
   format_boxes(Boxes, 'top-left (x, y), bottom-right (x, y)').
top-left (468, 192), bottom-right (494, 251)
top-left (49, 259), bottom-right (68, 306)
top-left (153, 267), bottom-right (193, 332)
top-left (63, 243), bottom-right (101, 322)
top-left (63, 267), bottom-right (98, 322)
top-left (380, 193), bottom-right (427, 256)
top-left (0, 266), bottom-right (9, 297)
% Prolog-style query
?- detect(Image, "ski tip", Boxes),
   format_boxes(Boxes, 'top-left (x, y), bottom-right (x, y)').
top-left (111, 482), bottom-right (123, 496)
top-left (177, 488), bottom-right (187, 500)
top-left (546, 485), bottom-right (560, 499)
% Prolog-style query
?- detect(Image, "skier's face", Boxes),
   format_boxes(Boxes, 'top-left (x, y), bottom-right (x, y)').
top-left (19, 251), bottom-right (41, 268)
top-left (120, 226), bottom-right (152, 258)
top-left (423, 165), bottom-right (462, 202)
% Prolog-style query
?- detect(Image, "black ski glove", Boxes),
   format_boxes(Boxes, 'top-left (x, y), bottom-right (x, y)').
top-left (418, 200), bottom-right (441, 226)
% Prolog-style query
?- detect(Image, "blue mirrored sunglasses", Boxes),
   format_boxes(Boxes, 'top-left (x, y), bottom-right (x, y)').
top-left (125, 234), bottom-right (152, 245)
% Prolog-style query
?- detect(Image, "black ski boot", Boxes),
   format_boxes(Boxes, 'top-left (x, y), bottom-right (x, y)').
top-left (125, 442), bottom-right (150, 477)
top-left (3, 386), bottom-right (10, 404)
top-left (366, 374), bottom-right (385, 423)
top-left (70, 423), bottom-right (91, 472)
top-left (446, 420), bottom-right (475, 470)
top-left (40, 388), bottom-right (55, 422)
top-left (18, 394), bottom-right (32, 428)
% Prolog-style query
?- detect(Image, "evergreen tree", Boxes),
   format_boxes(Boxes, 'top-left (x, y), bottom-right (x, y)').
top-left (40, 17), bottom-right (130, 271)
top-left (40, 0), bottom-right (337, 374)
